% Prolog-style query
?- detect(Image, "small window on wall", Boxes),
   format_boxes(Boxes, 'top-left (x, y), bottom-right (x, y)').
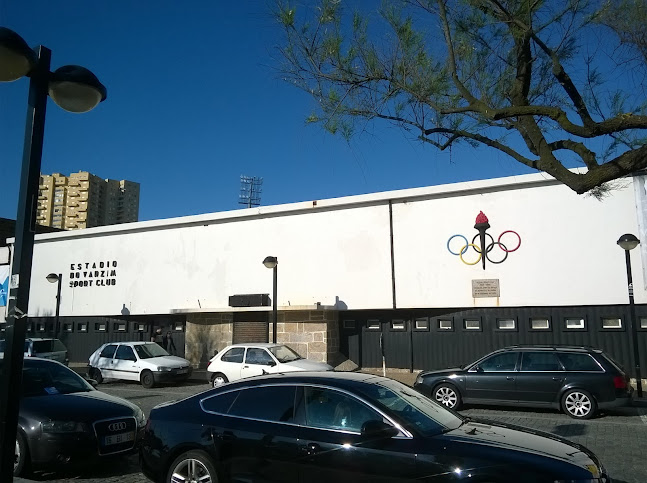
top-left (136, 323), bottom-right (147, 332)
top-left (601, 317), bottom-right (622, 330)
top-left (530, 318), bottom-right (551, 330)
top-left (78, 322), bottom-right (88, 332)
top-left (391, 320), bottom-right (405, 330)
top-left (565, 318), bottom-right (586, 330)
top-left (641, 317), bottom-right (647, 330)
top-left (463, 319), bottom-right (481, 331)
top-left (497, 319), bottom-right (517, 330)
top-left (37, 323), bottom-right (46, 332)
top-left (343, 320), bottom-right (355, 330)
top-left (414, 318), bottom-right (430, 331)
top-left (438, 319), bottom-right (453, 331)
top-left (114, 322), bottom-right (127, 332)
top-left (95, 322), bottom-right (107, 332)
top-left (366, 320), bottom-right (380, 330)
top-left (174, 322), bottom-right (184, 331)
top-left (0, 324), bottom-right (4, 333)
top-left (62, 323), bottom-right (73, 332)
top-left (26, 322), bottom-right (33, 332)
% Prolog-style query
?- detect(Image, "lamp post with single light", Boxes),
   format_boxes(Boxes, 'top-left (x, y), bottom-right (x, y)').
top-left (263, 256), bottom-right (278, 343)
top-left (617, 233), bottom-right (643, 398)
top-left (46, 273), bottom-right (62, 337)
top-left (0, 26), bottom-right (106, 479)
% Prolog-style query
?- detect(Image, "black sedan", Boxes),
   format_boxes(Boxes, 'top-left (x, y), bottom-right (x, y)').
top-left (140, 371), bottom-right (610, 483)
top-left (4, 357), bottom-right (146, 476)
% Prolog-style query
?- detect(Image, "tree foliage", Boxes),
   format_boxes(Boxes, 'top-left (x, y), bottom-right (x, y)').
top-left (275, 0), bottom-right (647, 194)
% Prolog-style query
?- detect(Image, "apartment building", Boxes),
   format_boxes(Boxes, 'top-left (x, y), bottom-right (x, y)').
top-left (36, 171), bottom-right (140, 230)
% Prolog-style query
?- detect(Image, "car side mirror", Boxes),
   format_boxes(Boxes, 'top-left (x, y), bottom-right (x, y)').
top-left (360, 420), bottom-right (399, 439)
top-left (475, 366), bottom-right (484, 373)
top-left (266, 360), bottom-right (277, 367)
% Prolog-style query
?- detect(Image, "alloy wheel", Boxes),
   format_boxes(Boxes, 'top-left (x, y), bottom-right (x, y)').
top-left (435, 386), bottom-right (458, 408)
top-left (564, 391), bottom-right (592, 418)
top-left (170, 457), bottom-right (214, 483)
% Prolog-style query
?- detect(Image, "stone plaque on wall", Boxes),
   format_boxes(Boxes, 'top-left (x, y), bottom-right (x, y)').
top-left (472, 279), bottom-right (500, 298)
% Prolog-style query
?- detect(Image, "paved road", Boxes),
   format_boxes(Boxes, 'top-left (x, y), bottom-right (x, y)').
top-left (16, 372), bottom-right (647, 483)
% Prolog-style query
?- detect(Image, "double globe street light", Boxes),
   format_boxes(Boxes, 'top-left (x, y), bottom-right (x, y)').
top-left (0, 26), bottom-right (107, 480)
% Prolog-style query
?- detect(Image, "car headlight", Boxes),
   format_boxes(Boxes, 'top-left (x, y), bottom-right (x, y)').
top-left (156, 366), bottom-right (172, 372)
top-left (134, 406), bottom-right (146, 427)
top-left (415, 374), bottom-right (423, 385)
top-left (41, 421), bottom-right (85, 433)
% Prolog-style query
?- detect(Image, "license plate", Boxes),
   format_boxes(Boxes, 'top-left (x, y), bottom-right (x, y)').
top-left (177, 369), bottom-right (188, 374)
top-left (104, 431), bottom-right (135, 446)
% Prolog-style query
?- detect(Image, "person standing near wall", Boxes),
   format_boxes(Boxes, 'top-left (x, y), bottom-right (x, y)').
top-left (152, 327), bottom-right (163, 345)
top-left (165, 331), bottom-right (176, 355)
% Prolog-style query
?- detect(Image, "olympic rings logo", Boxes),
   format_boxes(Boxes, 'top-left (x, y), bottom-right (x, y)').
top-left (446, 211), bottom-right (521, 269)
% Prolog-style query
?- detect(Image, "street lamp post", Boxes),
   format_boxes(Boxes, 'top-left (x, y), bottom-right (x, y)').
top-left (46, 273), bottom-right (62, 337)
top-left (263, 256), bottom-right (278, 343)
top-left (617, 233), bottom-right (643, 398)
top-left (0, 26), bottom-right (106, 480)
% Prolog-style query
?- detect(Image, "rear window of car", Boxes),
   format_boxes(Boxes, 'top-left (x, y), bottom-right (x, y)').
top-left (224, 386), bottom-right (296, 423)
top-left (600, 353), bottom-right (625, 373)
top-left (520, 352), bottom-right (563, 371)
top-left (99, 344), bottom-right (118, 359)
top-left (558, 353), bottom-right (602, 371)
top-left (221, 348), bottom-right (245, 363)
top-left (32, 340), bottom-right (54, 353)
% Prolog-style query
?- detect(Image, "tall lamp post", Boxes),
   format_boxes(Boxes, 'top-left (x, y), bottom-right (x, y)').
top-left (0, 26), bottom-right (106, 480)
top-left (617, 233), bottom-right (643, 398)
top-left (46, 273), bottom-right (62, 337)
top-left (263, 256), bottom-right (278, 343)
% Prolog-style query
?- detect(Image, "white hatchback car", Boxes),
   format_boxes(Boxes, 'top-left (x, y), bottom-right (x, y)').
top-left (88, 341), bottom-right (192, 388)
top-left (206, 343), bottom-right (334, 387)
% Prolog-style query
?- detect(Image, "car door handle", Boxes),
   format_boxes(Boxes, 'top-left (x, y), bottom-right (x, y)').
top-left (302, 443), bottom-right (322, 455)
top-left (506, 376), bottom-right (515, 381)
top-left (552, 377), bottom-right (563, 381)
top-left (214, 430), bottom-right (235, 442)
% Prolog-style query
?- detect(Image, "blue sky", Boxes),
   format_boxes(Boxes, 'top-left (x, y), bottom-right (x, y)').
top-left (0, 1), bottom-right (534, 223)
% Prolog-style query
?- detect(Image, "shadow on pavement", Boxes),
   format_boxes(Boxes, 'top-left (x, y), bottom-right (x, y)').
top-left (551, 423), bottom-right (588, 437)
top-left (20, 454), bottom-right (140, 482)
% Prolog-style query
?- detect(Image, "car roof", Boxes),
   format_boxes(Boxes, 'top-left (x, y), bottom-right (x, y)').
top-left (225, 343), bottom-right (283, 349)
top-left (500, 345), bottom-right (602, 353)
top-left (103, 341), bottom-right (156, 346)
top-left (212, 370), bottom-right (393, 391)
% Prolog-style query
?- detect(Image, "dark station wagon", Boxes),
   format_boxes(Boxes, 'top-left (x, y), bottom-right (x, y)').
top-left (414, 345), bottom-right (633, 419)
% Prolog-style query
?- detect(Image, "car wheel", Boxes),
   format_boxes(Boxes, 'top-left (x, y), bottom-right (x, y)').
top-left (14, 432), bottom-right (29, 477)
top-left (90, 367), bottom-right (103, 384)
top-left (140, 370), bottom-right (155, 389)
top-left (433, 383), bottom-right (462, 410)
top-left (166, 449), bottom-right (218, 483)
top-left (211, 373), bottom-right (228, 388)
top-left (562, 389), bottom-right (596, 419)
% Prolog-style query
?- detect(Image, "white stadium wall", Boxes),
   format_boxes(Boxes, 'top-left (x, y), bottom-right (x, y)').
top-left (18, 172), bottom-right (645, 318)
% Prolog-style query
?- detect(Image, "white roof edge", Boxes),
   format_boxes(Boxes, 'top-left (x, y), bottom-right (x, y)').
top-left (10, 170), bottom-right (573, 244)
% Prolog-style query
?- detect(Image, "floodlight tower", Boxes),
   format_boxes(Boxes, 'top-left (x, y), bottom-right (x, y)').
top-left (239, 175), bottom-right (263, 208)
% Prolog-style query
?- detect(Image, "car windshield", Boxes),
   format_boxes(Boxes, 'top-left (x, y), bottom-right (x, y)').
top-left (134, 343), bottom-right (170, 359)
top-left (268, 345), bottom-right (302, 362)
top-left (356, 378), bottom-right (463, 436)
top-left (16, 361), bottom-right (94, 397)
